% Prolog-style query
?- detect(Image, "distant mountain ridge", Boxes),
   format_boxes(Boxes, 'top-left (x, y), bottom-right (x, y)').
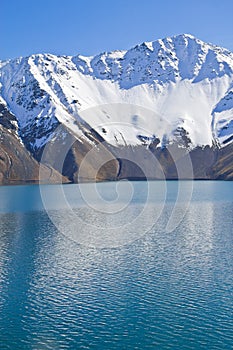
top-left (0, 34), bottom-right (233, 183)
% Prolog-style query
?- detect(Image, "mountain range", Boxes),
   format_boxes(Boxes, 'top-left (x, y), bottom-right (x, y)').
top-left (0, 34), bottom-right (233, 184)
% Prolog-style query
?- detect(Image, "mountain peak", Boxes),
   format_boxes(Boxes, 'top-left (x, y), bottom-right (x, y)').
top-left (0, 34), bottom-right (233, 153)
top-left (173, 33), bottom-right (196, 40)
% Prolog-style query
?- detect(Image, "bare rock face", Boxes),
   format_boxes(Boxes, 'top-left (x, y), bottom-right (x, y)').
top-left (212, 143), bottom-right (233, 180)
top-left (37, 123), bottom-right (120, 183)
top-left (0, 103), bottom-right (69, 184)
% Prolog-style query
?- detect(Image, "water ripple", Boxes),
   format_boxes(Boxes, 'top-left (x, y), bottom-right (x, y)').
top-left (0, 184), bottom-right (233, 349)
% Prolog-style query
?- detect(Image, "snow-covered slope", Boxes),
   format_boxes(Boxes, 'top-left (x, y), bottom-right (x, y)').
top-left (1, 34), bottom-right (233, 152)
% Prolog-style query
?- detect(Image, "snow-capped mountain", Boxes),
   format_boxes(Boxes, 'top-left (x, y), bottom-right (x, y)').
top-left (0, 34), bottom-right (233, 183)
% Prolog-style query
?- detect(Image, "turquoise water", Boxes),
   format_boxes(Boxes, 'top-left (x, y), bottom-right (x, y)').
top-left (0, 181), bottom-right (233, 349)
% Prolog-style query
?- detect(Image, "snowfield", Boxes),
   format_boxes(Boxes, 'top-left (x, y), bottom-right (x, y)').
top-left (0, 34), bottom-right (233, 150)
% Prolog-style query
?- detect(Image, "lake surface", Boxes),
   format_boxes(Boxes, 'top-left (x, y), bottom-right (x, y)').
top-left (0, 181), bottom-right (232, 349)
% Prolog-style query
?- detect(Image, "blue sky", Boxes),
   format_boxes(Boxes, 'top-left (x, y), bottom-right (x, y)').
top-left (2, 0), bottom-right (233, 60)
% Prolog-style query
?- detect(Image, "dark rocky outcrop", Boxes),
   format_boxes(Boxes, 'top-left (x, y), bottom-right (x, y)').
top-left (0, 104), bottom-right (69, 185)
